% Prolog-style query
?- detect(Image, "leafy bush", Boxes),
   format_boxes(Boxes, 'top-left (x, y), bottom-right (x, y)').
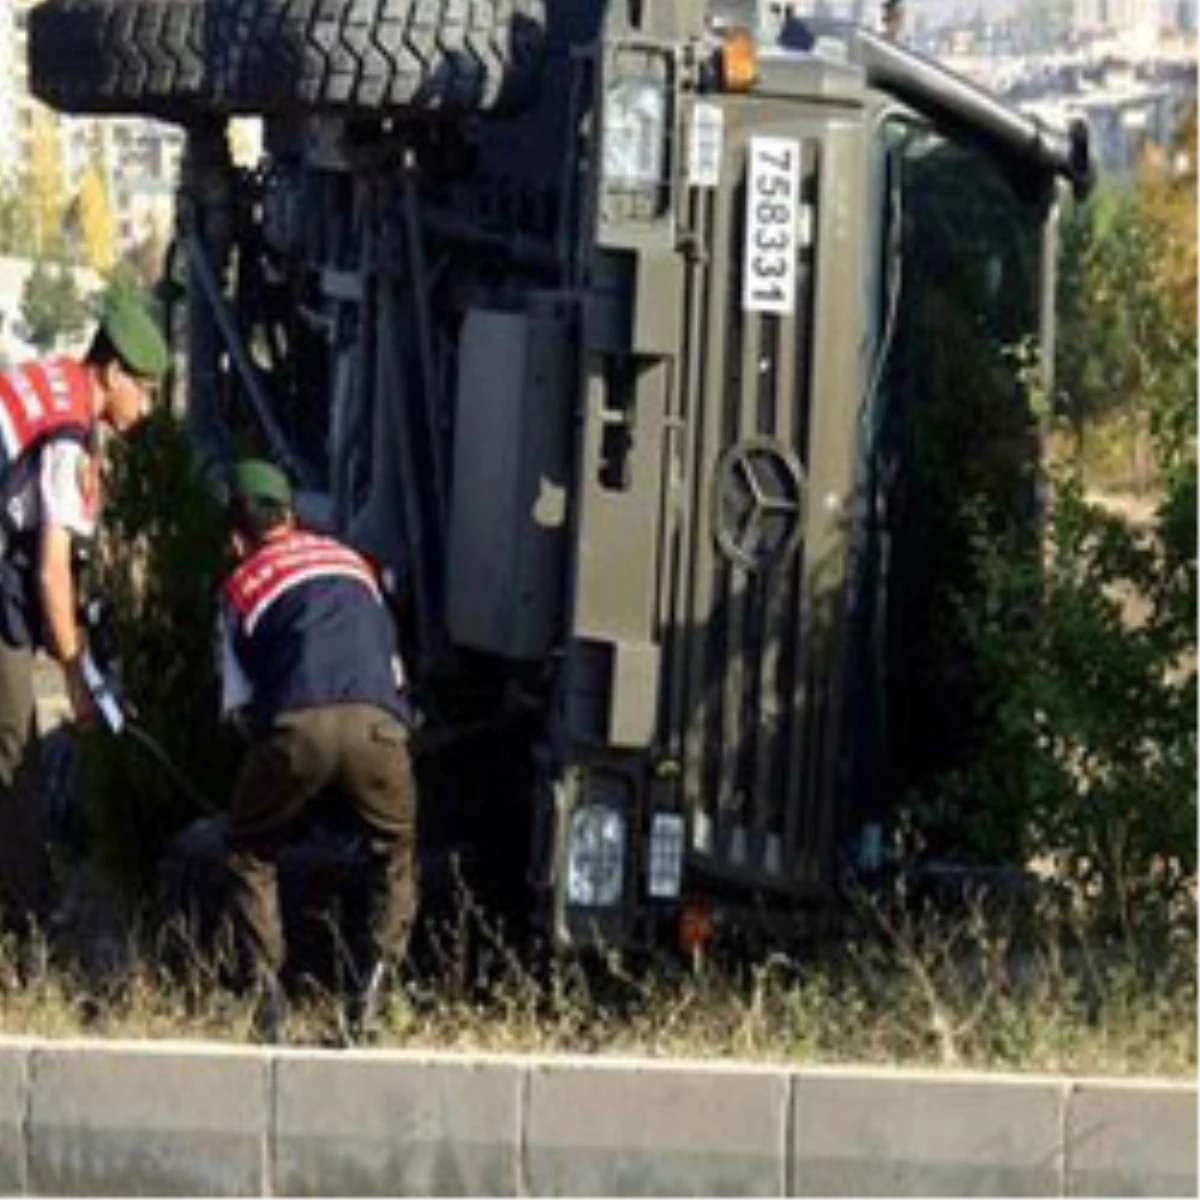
top-left (938, 472), bottom-right (1196, 934)
top-left (906, 134), bottom-right (1197, 935)
top-left (80, 406), bottom-right (241, 896)
top-left (20, 259), bottom-right (89, 352)
top-left (1057, 113), bottom-right (1197, 492)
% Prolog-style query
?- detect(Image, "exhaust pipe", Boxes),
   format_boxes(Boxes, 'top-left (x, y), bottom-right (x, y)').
top-left (798, 20), bottom-right (1096, 199)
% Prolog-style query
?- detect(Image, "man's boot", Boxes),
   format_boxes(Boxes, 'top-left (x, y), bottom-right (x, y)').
top-left (346, 958), bottom-right (388, 1043)
top-left (251, 973), bottom-right (288, 1044)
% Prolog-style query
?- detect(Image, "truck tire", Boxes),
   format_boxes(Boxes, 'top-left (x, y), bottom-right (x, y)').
top-left (29, 0), bottom-right (547, 119)
top-left (29, 0), bottom-right (213, 119)
top-left (220, 0), bottom-right (547, 114)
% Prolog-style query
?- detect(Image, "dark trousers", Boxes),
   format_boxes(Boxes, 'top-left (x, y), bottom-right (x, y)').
top-left (0, 636), bottom-right (50, 933)
top-left (226, 703), bottom-right (418, 981)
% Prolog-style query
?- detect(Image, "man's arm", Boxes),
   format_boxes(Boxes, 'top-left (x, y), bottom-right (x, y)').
top-left (217, 605), bottom-right (253, 731)
top-left (36, 439), bottom-right (101, 727)
top-left (38, 519), bottom-right (94, 725)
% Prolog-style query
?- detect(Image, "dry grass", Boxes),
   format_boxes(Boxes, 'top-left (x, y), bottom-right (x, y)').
top-left (0, 887), bottom-right (1193, 1078)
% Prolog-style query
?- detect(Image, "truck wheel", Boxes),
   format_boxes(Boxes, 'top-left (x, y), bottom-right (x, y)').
top-left (218, 0), bottom-right (547, 114)
top-left (29, 0), bottom-right (214, 119)
top-left (29, 0), bottom-right (548, 119)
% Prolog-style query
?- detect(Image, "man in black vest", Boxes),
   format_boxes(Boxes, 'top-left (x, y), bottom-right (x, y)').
top-left (0, 292), bottom-right (167, 934)
top-left (218, 459), bottom-right (418, 1041)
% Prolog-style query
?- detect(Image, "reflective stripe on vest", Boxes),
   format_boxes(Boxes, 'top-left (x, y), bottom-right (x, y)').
top-left (0, 357), bottom-right (94, 467)
top-left (225, 530), bottom-right (381, 636)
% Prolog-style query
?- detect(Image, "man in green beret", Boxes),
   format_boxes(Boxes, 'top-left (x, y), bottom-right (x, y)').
top-left (218, 458), bottom-right (419, 1041)
top-left (0, 289), bottom-right (167, 934)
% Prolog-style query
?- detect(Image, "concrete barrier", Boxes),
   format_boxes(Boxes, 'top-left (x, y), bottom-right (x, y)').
top-left (0, 1038), bottom-right (1191, 1197)
top-left (274, 1051), bottom-right (522, 1197)
top-left (1065, 1079), bottom-right (1199, 1197)
top-left (26, 1042), bottom-right (268, 1197)
top-left (525, 1058), bottom-right (789, 1196)
top-left (0, 1043), bottom-right (27, 1195)
top-left (789, 1069), bottom-right (1063, 1196)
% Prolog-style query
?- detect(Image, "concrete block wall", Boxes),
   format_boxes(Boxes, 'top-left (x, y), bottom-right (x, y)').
top-left (0, 1038), bottom-right (1193, 1196)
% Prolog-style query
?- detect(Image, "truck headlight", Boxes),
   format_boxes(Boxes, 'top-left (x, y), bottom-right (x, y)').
top-left (603, 77), bottom-right (667, 187)
top-left (567, 802), bottom-right (626, 907)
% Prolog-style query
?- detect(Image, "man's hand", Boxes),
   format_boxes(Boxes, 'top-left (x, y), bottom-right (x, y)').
top-left (63, 658), bottom-right (98, 729)
top-left (229, 708), bottom-right (251, 740)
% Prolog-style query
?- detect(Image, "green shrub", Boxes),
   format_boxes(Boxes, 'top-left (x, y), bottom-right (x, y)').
top-left (80, 407), bottom-right (241, 896)
top-left (900, 160), bottom-right (1197, 937)
top-left (1057, 183), bottom-right (1197, 487)
top-left (944, 468), bottom-right (1196, 935)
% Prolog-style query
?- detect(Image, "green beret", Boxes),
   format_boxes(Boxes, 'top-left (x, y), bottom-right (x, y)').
top-left (230, 459), bottom-right (293, 508)
top-left (101, 292), bottom-right (168, 382)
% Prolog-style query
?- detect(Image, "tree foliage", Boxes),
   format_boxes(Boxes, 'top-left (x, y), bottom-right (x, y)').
top-left (0, 176), bottom-right (36, 256)
top-left (916, 115), bottom-right (1198, 934)
top-left (77, 163), bottom-right (117, 275)
top-left (27, 109), bottom-right (66, 260)
top-left (1140, 104), bottom-right (1198, 335)
top-left (81, 406), bottom-right (242, 894)
top-left (931, 473), bottom-right (1196, 935)
top-left (1057, 106), bottom-right (1198, 489)
top-left (19, 259), bottom-right (89, 352)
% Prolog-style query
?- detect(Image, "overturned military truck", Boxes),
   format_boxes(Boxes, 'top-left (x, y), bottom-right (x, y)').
top-left (29, 1), bottom-right (1093, 952)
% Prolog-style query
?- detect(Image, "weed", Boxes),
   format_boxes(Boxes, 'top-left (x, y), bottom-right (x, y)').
top-left (0, 879), bottom-right (1188, 1079)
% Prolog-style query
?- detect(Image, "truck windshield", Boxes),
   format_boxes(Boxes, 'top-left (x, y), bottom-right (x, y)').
top-left (882, 120), bottom-right (1044, 395)
top-left (868, 117), bottom-right (1049, 821)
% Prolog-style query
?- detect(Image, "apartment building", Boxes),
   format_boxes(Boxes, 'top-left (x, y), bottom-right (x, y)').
top-left (1, 0), bottom-right (183, 260)
top-left (1073, 0), bottom-right (1184, 37)
top-left (0, 0), bottom-right (29, 171)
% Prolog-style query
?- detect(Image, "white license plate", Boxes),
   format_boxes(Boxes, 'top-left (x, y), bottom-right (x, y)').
top-left (742, 136), bottom-right (802, 315)
top-left (688, 102), bottom-right (724, 189)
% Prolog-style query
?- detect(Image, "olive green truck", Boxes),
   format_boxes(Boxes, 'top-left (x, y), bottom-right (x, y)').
top-left (29, 0), bottom-right (1093, 951)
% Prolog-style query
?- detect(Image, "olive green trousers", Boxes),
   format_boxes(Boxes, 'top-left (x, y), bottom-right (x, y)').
top-left (0, 636), bottom-right (51, 934)
top-left (226, 703), bottom-right (418, 981)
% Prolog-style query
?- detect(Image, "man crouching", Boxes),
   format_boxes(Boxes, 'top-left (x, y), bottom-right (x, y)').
top-left (218, 458), bottom-right (417, 1042)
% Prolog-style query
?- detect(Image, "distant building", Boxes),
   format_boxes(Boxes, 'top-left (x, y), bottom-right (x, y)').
top-left (1, 0), bottom-right (183, 262)
top-left (1022, 84), bottom-right (1186, 174)
top-left (1074, 0), bottom-right (1164, 50)
top-left (0, 3), bottom-right (18, 168)
top-left (65, 116), bottom-right (182, 260)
